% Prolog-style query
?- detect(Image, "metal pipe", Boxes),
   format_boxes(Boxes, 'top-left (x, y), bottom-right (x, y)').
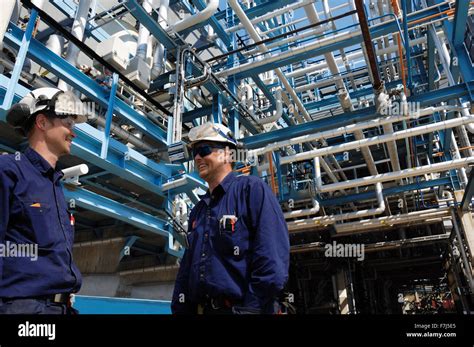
top-left (45, 34), bottom-right (65, 57)
top-left (226, 0), bottom-right (314, 33)
top-left (304, 3), bottom-right (352, 112)
top-left (318, 158), bottom-right (474, 193)
top-left (88, 114), bottom-right (154, 151)
top-left (355, 0), bottom-right (382, 91)
top-left (228, 0), bottom-right (312, 122)
top-left (273, 113), bottom-right (474, 165)
top-left (255, 87), bottom-right (282, 125)
top-left (354, 129), bottom-right (379, 175)
top-left (288, 182), bottom-right (385, 231)
top-left (0, 56), bottom-right (55, 88)
top-left (170, 0), bottom-right (218, 33)
top-left (284, 199), bottom-right (320, 219)
top-left (58, 0), bottom-right (93, 91)
top-left (450, 208), bottom-right (474, 292)
top-left (151, 0), bottom-right (168, 80)
top-left (335, 208), bottom-right (450, 234)
top-left (62, 164), bottom-right (89, 180)
top-left (0, 0), bottom-right (17, 50)
top-left (250, 106), bottom-right (464, 157)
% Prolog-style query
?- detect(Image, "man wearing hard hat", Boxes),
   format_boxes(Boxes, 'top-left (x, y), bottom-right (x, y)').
top-left (0, 88), bottom-right (87, 314)
top-left (171, 122), bottom-right (289, 314)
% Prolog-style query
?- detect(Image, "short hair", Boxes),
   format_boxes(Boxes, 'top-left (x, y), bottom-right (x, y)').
top-left (25, 112), bottom-right (56, 137)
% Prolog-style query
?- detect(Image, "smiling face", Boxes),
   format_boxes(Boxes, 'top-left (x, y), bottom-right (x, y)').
top-left (193, 141), bottom-right (232, 182)
top-left (32, 113), bottom-right (77, 157)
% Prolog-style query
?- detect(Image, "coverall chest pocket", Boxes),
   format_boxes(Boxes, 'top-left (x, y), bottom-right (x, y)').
top-left (213, 216), bottom-right (249, 259)
top-left (21, 201), bottom-right (55, 246)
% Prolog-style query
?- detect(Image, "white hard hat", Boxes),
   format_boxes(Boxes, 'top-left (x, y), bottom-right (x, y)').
top-left (188, 122), bottom-right (238, 147)
top-left (6, 87), bottom-right (89, 135)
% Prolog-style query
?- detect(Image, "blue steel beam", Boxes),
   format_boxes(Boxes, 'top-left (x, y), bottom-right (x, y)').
top-left (0, 10), bottom-right (37, 119)
top-left (442, 4), bottom-right (474, 83)
top-left (215, 0), bottom-right (295, 22)
top-left (73, 123), bottom-right (182, 196)
top-left (63, 185), bottom-right (174, 242)
top-left (226, 2), bottom-right (453, 79)
top-left (242, 81), bottom-right (474, 149)
top-left (0, 76), bottom-right (182, 193)
top-left (4, 23), bottom-right (168, 146)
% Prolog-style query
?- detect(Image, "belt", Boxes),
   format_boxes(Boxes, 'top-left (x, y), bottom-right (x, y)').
top-left (1, 293), bottom-right (72, 305)
top-left (197, 296), bottom-right (236, 314)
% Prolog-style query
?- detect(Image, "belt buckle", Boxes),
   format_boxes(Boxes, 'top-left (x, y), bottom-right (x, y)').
top-left (210, 298), bottom-right (221, 310)
top-left (53, 293), bottom-right (70, 304)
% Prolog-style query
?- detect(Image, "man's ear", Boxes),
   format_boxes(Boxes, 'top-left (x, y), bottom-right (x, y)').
top-left (34, 113), bottom-right (50, 131)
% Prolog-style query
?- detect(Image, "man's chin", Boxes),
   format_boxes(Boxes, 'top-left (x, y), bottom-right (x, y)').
top-left (198, 169), bottom-right (209, 179)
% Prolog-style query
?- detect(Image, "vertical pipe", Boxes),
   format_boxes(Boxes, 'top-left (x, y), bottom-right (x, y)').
top-left (58, 0), bottom-right (92, 91)
top-left (354, 0), bottom-right (382, 91)
top-left (401, 0), bottom-right (412, 92)
top-left (0, 0), bottom-right (17, 50)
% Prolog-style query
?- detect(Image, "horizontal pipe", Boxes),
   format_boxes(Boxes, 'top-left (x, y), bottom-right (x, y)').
top-left (319, 158), bottom-right (474, 192)
top-left (171, 0), bottom-right (218, 33)
top-left (335, 208), bottom-right (451, 234)
top-left (274, 112), bottom-right (474, 165)
top-left (287, 183), bottom-right (385, 231)
top-left (284, 199), bottom-right (320, 219)
top-left (62, 164), bottom-right (89, 180)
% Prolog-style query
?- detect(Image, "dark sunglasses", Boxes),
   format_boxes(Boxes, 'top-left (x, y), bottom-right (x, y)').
top-left (192, 144), bottom-right (226, 158)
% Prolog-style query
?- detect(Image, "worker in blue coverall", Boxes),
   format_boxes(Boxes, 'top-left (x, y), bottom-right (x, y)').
top-left (0, 87), bottom-right (87, 314)
top-left (171, 122), bottom-right (290, 314)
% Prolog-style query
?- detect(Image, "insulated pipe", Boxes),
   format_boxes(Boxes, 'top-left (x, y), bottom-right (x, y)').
top-left (321, 0), bottom-right (358, 94)
top-left (217, 2), bottom-right (453, 78)
top-left (45, 34), bottom-right (65, 57)
top-left (271, 112), bottom-right (474, 165)
top-left (244, 24), bottom-right (332, 57)
top-left (256, 87), bottom-right (282, 125)
top-left (161, 177), bottom-right (188, 191)
top-left (284, 35), bottom-right (431, 80)
top-left (335, 207), bottom-right (451, 234)
top-left (294, 69), bottom-right (368, 93)
top-left (62, 164), bottom-right (89, 180)
top-left (304, 3), bottom-right (351, 112)
top-left (0, 0), bottom-right (17, 50)
top-left (284, 199), bottom-right (320, 219)
top-left (240, 82), bottom-right (255, 118)
top-left (287, 182), bottom-right (385, 231)
top-left (151, 0), bottom-right (168, 79)
top-left (354, 129), bottom-right (378, 175)
top-left (136, 0), bottom-right (154, 60)
top-left (58, 0), bottom-right (92, 91)
top-left (170, 0), bottom-right (218, 33)
top-left (216, 29), bottom-right (359, 78)
top-left (317, 158), bottom-right (474, 193)
top-left (151, 42), bottom-right (165, 79)
top-left (228, 0), bottom-right (312, 121)
top-left (225, 0), bottom-right (315, 33)
top-left (250, 106), bottom-right (468, 158)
